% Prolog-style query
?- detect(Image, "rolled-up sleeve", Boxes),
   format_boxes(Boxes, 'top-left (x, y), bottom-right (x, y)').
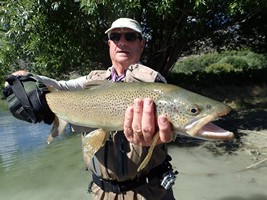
top-left (38, 75), bottom-right (87, 91)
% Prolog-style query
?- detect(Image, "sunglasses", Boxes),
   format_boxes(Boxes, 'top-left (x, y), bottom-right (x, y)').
top-left (108, 32), bottom-right (142, 42)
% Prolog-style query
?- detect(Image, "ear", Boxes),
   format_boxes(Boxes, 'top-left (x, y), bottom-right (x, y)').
top-left (140, 40), bottom-right (145, 52)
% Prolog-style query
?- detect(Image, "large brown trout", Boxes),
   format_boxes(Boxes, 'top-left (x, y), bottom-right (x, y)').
top-left (45, 81), bottom-right (234, 171)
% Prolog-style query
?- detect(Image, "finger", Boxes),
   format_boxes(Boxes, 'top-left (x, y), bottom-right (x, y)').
top-left (158, 115), bottom-right (173, 143)
top-left (132, 98), bottom-right (143, 134)
top-left (124, 106), bottom-right (134, 141)
top-left (12, 70), bottom-right (28, 76)
top-left (141, 98), bottom-right (155, 144)
top-left (4, 70), bottom-right (28, 87)
top-left (132, 131), bottom-right (144, 146)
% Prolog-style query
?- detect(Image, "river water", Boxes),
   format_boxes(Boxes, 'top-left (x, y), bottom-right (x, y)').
top-left (1, 100), bottom-right (267, 200)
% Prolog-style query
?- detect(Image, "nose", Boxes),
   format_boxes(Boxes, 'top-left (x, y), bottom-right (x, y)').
top-left (117, 34), bottom-right (128, 46)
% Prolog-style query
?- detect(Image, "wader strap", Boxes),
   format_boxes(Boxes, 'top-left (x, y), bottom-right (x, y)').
top-left (90, 155), bottom-right (173, 193)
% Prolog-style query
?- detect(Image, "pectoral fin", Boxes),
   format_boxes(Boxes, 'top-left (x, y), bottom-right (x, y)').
top-left (137, 132), bottom-right (160, 172)
top-left (82, 128), bottom-right (109, 158)
top-left (47, 116), bottom-right (68, 144)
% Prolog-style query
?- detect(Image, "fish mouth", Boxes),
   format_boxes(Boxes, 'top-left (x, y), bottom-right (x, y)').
top-left (185, 114), bottom-right (234, 140)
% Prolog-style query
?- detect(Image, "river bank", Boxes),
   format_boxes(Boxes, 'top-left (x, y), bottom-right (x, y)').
top-left (0, 83), bottom-right (266, 200)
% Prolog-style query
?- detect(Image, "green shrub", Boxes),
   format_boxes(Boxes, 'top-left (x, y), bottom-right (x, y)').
top-left (215, 56), bottom-right (249, 72)
top-left (205, 63), bottom-right (237, 73)
top-left (172, 50), bottom-right (267, 74)
top-left (169, 50), bottom-right (267, 86)
top-left (171, 55), bottom-right (201, 74)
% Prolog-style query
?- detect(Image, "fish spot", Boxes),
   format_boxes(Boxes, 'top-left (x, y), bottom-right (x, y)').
top-left (206, 104), bottom-right (212, 109)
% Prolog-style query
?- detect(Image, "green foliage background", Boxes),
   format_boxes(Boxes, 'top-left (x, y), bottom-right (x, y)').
top-left (168, 50), bottom-right (267, 86)
top-left (0, 0), bottom-right (109, 77)
top-left (172, 50), bottom-right (267, 74)
top-left (0, 0), bottom-right (267, 88)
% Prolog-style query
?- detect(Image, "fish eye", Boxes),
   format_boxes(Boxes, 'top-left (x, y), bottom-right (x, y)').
top-left (188, 105), bottom-right (201, 116)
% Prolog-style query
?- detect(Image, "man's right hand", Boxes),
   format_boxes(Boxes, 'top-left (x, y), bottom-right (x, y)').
top-left (4, 70), bottom-right (29, 87)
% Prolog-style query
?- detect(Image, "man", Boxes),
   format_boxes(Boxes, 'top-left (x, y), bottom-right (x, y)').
top-left (5, 18), bottom-right (176, 199)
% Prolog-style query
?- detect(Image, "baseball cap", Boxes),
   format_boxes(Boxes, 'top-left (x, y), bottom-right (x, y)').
top-left (105, 18), bottom-right (143, 35)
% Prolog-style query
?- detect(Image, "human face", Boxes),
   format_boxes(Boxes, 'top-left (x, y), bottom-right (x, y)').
top-left (108, 28), bottom-right (145, 72)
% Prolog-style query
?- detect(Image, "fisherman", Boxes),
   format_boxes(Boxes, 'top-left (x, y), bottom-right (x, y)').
top-left (3, 18), bottom-right (177, 199)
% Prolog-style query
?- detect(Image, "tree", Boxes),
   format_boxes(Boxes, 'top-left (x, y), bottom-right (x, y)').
top-left (1, 0), bottom-right (266, 82)
top-left (79, 0), bottom-right (267, 74)
top-left (0, 0), bottom-right (110, 77)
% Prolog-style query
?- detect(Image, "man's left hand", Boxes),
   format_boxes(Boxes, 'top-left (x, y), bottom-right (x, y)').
top-left (123, 98), bottom-right (173, 146)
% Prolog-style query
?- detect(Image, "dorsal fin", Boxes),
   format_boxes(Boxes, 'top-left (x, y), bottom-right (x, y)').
top-left (47, 85), bottom-right (58, 92)
top-left (83, 80), bottom-right (111, 89)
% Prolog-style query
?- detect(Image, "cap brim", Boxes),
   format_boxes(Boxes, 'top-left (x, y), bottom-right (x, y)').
top-left (105, 27), bottom-right (142, 34)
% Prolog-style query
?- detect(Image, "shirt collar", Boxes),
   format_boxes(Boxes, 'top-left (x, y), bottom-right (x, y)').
top-left (111, 67), bottom-right (126, 82)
